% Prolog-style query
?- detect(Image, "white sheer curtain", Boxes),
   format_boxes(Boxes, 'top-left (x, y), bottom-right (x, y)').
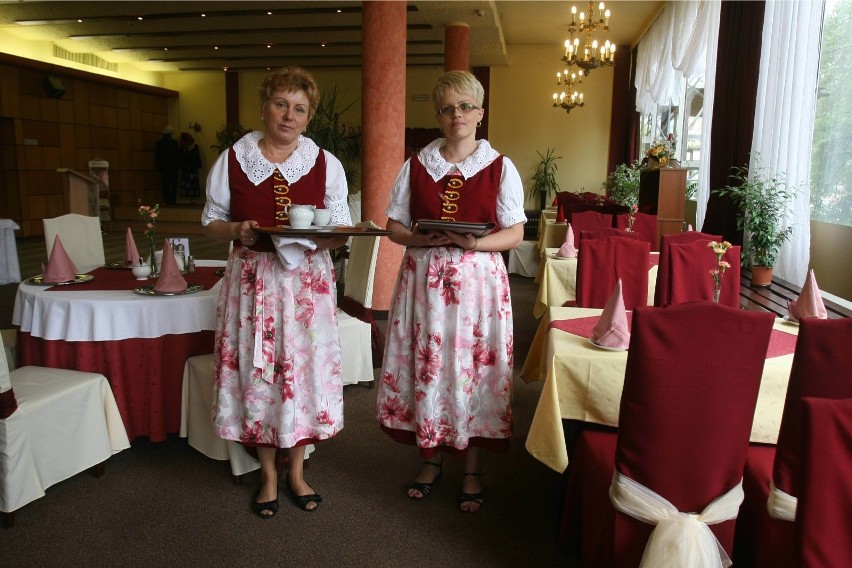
top-left (675, 2), bottom-right (721, 231)
top-left (634, 1), bottom-right (721, 227)
top-left (750, 0), bottom-right (824, 284)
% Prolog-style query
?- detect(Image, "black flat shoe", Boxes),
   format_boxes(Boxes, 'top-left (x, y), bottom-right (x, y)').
top-left (288, 481), bottom-right (323, 512)
top-left (253, 493), bottom-right (279, 519)
top-left (458, 472), bottom-right (484, 513)
top-left (407, 460), bottom-right (444, 500)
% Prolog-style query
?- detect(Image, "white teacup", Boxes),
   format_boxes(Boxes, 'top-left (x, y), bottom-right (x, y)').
top-left (312, 209), bottom-right (332, 226)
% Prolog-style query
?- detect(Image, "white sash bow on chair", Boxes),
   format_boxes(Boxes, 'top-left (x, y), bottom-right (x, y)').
top-left (767, 481), bottom-right (797, 521)
top-left (609, 471), bottom-right (743, 568)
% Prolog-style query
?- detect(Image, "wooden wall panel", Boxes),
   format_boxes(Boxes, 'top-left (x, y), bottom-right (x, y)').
top-left (0, 54), bottom-right (177, 236)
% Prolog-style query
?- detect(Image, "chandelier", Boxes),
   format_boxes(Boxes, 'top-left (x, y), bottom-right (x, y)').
top-left (562, 1), bottom-right (615, 75)
top-left (552, 67), bottom-right (585, 113)
top-left (551, 1), bottom-right (614, 114)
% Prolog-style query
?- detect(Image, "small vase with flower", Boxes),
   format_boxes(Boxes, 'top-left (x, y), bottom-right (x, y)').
top-left (138, 204), bottom-right (160, 277)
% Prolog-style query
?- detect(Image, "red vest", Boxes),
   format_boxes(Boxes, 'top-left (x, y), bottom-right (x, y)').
top-left (228, 149), bottom-right (326, 251)
top-left (409, 154), bottom-right (502, 225)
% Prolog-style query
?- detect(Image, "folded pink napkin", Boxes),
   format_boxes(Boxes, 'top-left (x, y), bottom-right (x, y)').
top-left (787, 269), bottom-right (827, 322)
top-left (153, 239), bottom-right (187, 293)
top-left (556, 223), bottom-right (578, 258)
top-left (42, 235), bottom-right (78, 283)
top-left (590, 279), bottom-right (631, 349)
top-left (124, 227), bottom-right (141, 266)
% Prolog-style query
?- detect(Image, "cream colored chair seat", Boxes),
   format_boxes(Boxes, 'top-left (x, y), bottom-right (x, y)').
top-left (42, 213), bottom-right (105, 267)
top-left (0, 332), bottom-right (129, 528)
top-left (179, 354), bottom-right (314, 481)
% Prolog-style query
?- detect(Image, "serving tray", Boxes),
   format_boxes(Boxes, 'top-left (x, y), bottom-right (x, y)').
top-left (416, 219), bottom-right (496, 237)
top-left (255, 226), bottom-right (393, 237)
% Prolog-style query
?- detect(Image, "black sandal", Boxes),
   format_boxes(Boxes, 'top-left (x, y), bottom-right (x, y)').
top-left (458, 472), bottom-right (484, 512)
top-left (253, 493), bottom-right (280, 519)
top-left (288, 481), bottom-right (323, 512)
top-left (407, 460), bottom-right (444, 500)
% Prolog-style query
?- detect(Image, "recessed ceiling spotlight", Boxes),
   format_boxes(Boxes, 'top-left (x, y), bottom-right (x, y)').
top-left (321, 43), bottom-right (327, 47)
top-left (201, 13), bottom-right (206, 17)
top-left (77, 19), bottom-right (82, 23)
top-left (214, 46), bottom-right (219, 50)
top-left (267, 11), bottom-right (272, 15)
top-left (137, 16), bottom-right (143, 21)
top-left (266, 44), bottom-right (271, 48)
top-left (163, 47), bottom-right (168, 51)
top-left (337, 9), bottom-right (342, 13)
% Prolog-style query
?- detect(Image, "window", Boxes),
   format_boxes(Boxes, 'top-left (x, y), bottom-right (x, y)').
top-left (811, 0), bottom-right (852, 227)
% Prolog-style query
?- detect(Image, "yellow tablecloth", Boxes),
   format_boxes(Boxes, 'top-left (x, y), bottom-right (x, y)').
top-left (533, 249), bottom-right (659, 318)
top-left (522, 307), bottom-right (799, 473)
top-left (538, 218), bottom-right (568, 256)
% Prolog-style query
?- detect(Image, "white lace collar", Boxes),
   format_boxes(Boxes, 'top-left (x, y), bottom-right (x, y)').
top-left (232, 130), bottom-right (321, 185)
top-left (419, 139), bottom-right (500, 182)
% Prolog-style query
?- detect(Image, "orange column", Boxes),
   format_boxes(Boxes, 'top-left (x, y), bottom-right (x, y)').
top-left (361, 1), bottom-right (407, 312)
top-left (444, 22), bottom-right (470, 71)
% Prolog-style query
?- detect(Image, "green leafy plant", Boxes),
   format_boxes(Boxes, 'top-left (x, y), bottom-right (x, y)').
top-left (603, 159), bottom-right (642, 208)
top-left (529, 148), bottom-right (561, 210)
top-left (211, 124), bottom-right (251, 154)
top-left (304, 86), bottom-right (362, 192)
top-left (713, 161), bottom-right (801, 268)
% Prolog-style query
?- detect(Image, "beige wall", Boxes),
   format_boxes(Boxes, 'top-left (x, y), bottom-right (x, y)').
top-left (810, 221), bottom-right (852, 300)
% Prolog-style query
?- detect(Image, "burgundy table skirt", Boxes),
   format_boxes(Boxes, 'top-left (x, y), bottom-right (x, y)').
top-left (18, 330), bottom-right (215, 442)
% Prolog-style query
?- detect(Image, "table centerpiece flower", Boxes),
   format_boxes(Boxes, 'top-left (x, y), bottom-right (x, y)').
top-left (708, 240), bottom-right (733, 303)
top-left (138, 204), bottom-right (160, 276)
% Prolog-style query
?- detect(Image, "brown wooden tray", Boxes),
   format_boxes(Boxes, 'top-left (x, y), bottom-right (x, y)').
top-left (255, 226), bottom-right (393, 237)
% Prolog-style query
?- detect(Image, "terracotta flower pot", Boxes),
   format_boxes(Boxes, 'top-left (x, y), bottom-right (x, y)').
top-left (751, 266), bottom-right (773, 287)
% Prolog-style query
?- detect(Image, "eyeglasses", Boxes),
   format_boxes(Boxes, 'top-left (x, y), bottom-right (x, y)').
top-left (437, 102), bottom-right (480, 116)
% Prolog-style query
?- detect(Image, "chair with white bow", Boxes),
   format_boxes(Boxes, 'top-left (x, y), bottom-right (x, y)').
top-left (561, 301), bottom-right (774, 567)
top-left (0, 331), bottom-right (130, 528)
top-left (42, 213), bottom-right (105, 267)
top-left (734, 317), bottom-right (852, 567)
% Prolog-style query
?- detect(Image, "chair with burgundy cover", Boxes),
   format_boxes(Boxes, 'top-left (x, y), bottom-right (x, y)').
top-left (575, 237), bottom-right (650, 310)
top-left (577, 229), bottom-right (642, 250)
top-left (614, 212), bottom-right (658, 251)
top-left (562, 302), bottom-right (774, 567)
top-left (0, 331), bottom-right (130, 528)
top-left (667, 239), bottom-right (741, 308)
top-left (653, 231), bottom-right (724, 307)
top-left (571, 210), bottom-right (614, 235)
top-left (797, 397), bottom-right (852, 568)
top-left (555, 191), bottom-right (586, 222)
top-left (733, 317), bottom-right (852, 567)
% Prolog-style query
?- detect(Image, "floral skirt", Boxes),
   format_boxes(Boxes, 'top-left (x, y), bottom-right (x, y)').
top-left (212, 246), bottom-right (343, 448)
top-left (377, 247), bottom-right (514, 454)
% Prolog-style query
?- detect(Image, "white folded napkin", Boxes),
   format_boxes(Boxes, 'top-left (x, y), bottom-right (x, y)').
top-left (557, 223), bottom-right (578, 258)
top-left (271, 236), bottom-right (317, 270)
top-left (787, 269), bottom-right (827, 322)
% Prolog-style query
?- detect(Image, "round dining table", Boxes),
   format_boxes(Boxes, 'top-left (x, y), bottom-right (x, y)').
top-left (12, 261), bottom-right (225, 442)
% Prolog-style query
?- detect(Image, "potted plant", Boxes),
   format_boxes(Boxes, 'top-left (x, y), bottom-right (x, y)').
top-left (713, 161), bottom-right (801, 286)
top-left (529, 148), bottom-right (562, 210)
top-left (603, 159), bottom-right (642, 208)
top-left (304, 86), bottom-right (362, 192)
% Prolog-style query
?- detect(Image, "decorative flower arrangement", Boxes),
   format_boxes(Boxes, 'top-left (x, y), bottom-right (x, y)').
top-left (646, 133), bottom-right (677, 167)
top-left (138, 204), bottom-right (160, 274)
top-left (211, 123), bottom-right (251, 154)
top-left (708, 240), bottom-right (732, 303)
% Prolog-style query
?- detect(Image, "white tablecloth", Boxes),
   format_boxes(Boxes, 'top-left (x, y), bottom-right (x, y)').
top-left (12, 260), bottom-right (225, 341)
top-left (0, 219), bottom-right (21, 285)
